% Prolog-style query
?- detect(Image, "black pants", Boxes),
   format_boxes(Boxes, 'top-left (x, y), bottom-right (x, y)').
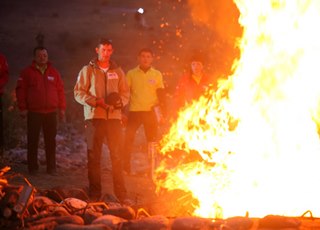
top-left (122, 111), bottom-right (158, 173)
top-left (27, 111), bottom-right (57, 173)
top-left (85, 119), bottom-right (126, 200)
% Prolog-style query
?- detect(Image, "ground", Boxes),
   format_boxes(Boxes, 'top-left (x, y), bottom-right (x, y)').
top-left (1, 123), bottom-right (177, 216)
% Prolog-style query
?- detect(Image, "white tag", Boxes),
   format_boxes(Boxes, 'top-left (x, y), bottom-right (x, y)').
top-left (107, 72), bottom-right (118, 79)
top-left (48, 76), bottom-right (55, 81)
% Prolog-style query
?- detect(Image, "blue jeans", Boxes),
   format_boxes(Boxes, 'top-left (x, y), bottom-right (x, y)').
top-left (85, 119), bottom-right (126, 200)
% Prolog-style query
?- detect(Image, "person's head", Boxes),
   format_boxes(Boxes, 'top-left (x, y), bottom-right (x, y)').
top-left (95, 38), bottom-right (113, 63)
top-left (189, 52), bottom-right (205, 75)
top-left (33, 46), bottom-right (48, 66)
top-left (138, 48), bottom-right (154, 70)
top-left (191, 61), bottom-right (204, 75)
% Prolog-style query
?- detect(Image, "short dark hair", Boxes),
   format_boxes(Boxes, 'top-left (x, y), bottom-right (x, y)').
top-left (138, 48), bottom-right (153, 56)
top-left (189, 52), bottom-right (206, 64)
top-left (98, 38), bottom-right (113, 46)
top-left (33, 46), bottom-right (47, 56)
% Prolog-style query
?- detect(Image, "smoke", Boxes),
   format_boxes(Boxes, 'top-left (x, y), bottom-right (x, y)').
top-left (187, 0), bottom-right (243, 78)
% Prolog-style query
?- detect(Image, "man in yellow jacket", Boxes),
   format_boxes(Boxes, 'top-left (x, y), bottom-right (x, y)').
top-left (123, 48), bottom-right (164, 175)
top-left (74, 38), bottom-right (130, 202)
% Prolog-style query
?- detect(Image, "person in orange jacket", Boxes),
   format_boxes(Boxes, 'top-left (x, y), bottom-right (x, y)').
top-left (16, 46), bottom-right (66, 175)
top-left (0, 53), bottom-right (9, 155)
top-left (173, 52), bottom-right (212, 116)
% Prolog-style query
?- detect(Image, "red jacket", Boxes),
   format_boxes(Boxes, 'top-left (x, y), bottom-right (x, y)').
top-left (0, 54), bottom-right (9, 95)
top-left (174, 71), bottom-right (211, 110)
top-left (16, 61), bottom-right (66, 113)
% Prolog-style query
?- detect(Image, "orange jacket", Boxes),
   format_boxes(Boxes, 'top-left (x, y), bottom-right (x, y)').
top-left (174, 71), bottom-right (211, 110)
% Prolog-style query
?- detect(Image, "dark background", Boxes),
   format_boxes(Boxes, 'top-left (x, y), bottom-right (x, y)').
top-left (0, 0), bottom-right (242, 137)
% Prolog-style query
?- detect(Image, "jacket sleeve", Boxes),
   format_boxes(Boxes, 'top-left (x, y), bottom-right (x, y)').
top-left (0, 56), bottom-right (9, 90)
top-left (74, 66), bottom-right (97, 107)
top-left (56, 72), bottom-right (66, 111)
top-left (157, 71), bottom-right (165, 89)
top-left (15, 70), bottom-right (28, 111)
top-left (174, 76), bottom-right (186, 111)
top-left (118, 68), bottom-right (130, 107)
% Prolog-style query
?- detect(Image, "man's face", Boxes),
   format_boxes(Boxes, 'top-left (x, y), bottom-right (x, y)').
top-left (191, 61), bottom-right (204, 75)
top-left (96, 44), bottom-right (113, 62)
top-left (34, 49), bottom-right (48, 66)
top-left (138, 51), bottom-right (153, 69)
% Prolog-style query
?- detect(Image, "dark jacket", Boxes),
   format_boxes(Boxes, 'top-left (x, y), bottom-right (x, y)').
top-left (0, 54), bottom-right (9, 95)
top-left (174, 71), bottom-right (211, 110)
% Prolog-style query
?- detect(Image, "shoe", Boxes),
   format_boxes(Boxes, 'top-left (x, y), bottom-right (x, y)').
top-left (29, 170), bottom-right (38, 176)
top-left (122, 198), bottom-right (135, 207)
top-left (88, 194), bottom-right (102, 202)
top-left (47, 170), bottom-right (58, 176)
top-left (29, 168), bottom-right (39, 176)
top-left (88, 190), bottom-right (101, 202)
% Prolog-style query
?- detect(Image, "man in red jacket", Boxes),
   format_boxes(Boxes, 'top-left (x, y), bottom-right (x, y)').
top-left (0, 53), bottom-right (9, 155)
top-left (16, 46), bottom-right (66, 175)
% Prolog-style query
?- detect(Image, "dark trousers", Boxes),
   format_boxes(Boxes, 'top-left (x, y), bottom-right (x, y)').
top-left (122, 111), bottom-right (158, 172)
top-left (0, 96), bottom-right (3, 154)
top-left (27, 111), bottom-right (57, 173)
top-left (85, 119), bottom-right (126, 200)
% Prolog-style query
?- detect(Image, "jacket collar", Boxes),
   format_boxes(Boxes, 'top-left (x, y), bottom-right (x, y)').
top-left (89, 58), bottom-right (118, 70)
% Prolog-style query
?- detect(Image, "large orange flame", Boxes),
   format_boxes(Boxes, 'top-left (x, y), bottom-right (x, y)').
top-left (156, 0), bottom-right (320, 219)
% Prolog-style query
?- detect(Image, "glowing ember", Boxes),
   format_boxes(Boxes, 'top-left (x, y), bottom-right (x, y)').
top-left (156, 0), bottom-right (320, 219)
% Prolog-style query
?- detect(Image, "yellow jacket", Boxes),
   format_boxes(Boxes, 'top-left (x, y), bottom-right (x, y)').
top-left (126, 66), bottom-right (163, 111)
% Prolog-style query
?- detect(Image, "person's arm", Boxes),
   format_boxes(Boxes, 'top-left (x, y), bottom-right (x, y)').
top-left (56, 71), bottom-right (66, 111)
top-left (174, 76), bottom-right (186, 110)
top-left (15, 70), bottom-right (28, 112)
top-left (0, 55), bottom-right (9, 90)
top-left (55, 70), bottom-right (66, 121)
top-left (157, 71), bottom-right (164, 89)
top-left (118, 68), bottom-right (130, 108)
top-left (74, 66), bottom-right (97, 107)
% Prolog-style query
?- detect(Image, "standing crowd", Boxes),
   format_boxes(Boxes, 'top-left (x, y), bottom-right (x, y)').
top-left (0, 37), bottom-right (212, 203)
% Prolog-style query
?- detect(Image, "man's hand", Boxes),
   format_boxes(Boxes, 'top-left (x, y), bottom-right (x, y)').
top-left (19, 110), bottom-right (27, 119)
top-left (95, 98), bottom-right (108, 109)
top-left (59, 110), bottom-right (66, 123)
top-left (121, 113), bottom-right (128, 127)
top-left (96, 98), bottom-right (114, 112)
top-left (114, 99), bottom-right (123, 109)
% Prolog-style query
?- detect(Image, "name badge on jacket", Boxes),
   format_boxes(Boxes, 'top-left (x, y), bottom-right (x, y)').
top-left (107, 72), bottom-right (118, 79)
top-left (148, 79), bottom-right (156, 85)
top-left (48, 76), bottom-right (55, 81)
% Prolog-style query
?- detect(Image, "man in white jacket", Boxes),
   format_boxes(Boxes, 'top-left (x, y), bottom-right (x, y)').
top-left (74, 38), bottom-right (130, 202)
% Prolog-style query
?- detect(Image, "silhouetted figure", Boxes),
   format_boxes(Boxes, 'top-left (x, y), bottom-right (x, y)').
top-left (36, 32), bottom-right (45, 47)
top-left (134, 8), bottom-right (153, 30)
top-left (0, 54), bottom-right (9, 155)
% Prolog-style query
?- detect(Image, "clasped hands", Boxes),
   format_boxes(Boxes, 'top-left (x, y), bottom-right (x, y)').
top-left (95, 98), bottom-right (115, 112)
